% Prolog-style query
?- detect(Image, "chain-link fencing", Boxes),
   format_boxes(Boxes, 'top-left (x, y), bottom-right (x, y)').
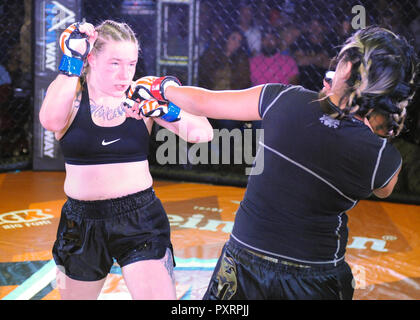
top-left (0, 0), bottom-right (32, 171)
top-left (1, 0), bottom-right (420, 202)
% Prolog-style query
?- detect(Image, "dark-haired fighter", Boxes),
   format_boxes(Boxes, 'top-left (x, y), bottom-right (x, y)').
top-left (131, 26), bottom-right (418, 299)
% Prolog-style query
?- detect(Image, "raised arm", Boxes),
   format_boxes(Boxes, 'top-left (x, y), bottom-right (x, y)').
top-left (124, 77), bottom-right (214, 143)
top-left (125, 76), bottom-right (263, 139)
top-left (39, 22), bottom-right (97, 133)
top-left (164, 85), bottom-right (264, 121)
top-left (39, 75), bottom-right (80, 132)
top-left (154, 110), bottom-right (214, 143)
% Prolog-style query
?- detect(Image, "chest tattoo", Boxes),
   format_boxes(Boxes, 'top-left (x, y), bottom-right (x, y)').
top-left (90, 99), bottom-right (126, 121)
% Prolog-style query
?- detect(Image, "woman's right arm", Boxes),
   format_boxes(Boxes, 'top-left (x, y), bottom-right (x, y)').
top-left (39, 74), bottom-right (80, 132)
top-left (39, 22), bottom-right (96, 133)
top-left (165, 85), bottom-right (263, 121)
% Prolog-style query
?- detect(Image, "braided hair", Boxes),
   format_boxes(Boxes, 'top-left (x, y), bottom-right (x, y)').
top-left (81, 20), bottom-right (139, 81)
top-left (327, 26), bottom-right (418, 137)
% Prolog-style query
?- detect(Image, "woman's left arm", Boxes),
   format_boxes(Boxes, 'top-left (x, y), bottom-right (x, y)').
top-left (153, 110), bottom-right (214, 143)
top-left (124, 96), bottom-right (214, 144)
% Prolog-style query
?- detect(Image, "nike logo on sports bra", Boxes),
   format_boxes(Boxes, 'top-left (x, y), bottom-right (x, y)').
top-left (101, 138), bottom-right (121, 146)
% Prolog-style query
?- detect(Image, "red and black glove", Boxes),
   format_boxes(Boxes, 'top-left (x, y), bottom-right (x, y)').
top-left (127, 76), bottom-right (181, 103)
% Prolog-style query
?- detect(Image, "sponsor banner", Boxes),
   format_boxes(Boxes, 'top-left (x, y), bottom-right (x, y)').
top-left (33, 0), bottom-right (81, 170)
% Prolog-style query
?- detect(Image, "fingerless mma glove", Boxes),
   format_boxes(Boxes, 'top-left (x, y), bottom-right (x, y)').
top-left (58, 23), bottom-right (91, 77)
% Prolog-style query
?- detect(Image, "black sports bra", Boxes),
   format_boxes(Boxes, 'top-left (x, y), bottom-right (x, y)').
top-left (59, 83), bottom-right (150, 165)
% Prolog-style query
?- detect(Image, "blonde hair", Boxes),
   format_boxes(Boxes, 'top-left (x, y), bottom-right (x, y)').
top-left (82, 20), bottom-right (139, 80)
top-left (326, 26), bottom-right (418, 137)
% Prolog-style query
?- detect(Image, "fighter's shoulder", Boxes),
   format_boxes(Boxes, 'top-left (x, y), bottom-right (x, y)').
top-left (259, 84), bottom-right (307, 118)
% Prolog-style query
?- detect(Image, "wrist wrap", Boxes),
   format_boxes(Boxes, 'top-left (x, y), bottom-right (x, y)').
top-left (161, 102), bottom-right (181, 122)
top-left (58, 54), bottom-right (84, 77)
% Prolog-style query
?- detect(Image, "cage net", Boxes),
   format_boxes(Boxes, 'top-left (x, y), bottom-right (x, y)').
top-left (1, 0), bottom-right (420, 201)
top-left (0, 0), bottom-right (32, 171)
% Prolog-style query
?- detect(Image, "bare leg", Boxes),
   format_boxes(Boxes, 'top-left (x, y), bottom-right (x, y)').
top-left (55, 268), bottom-right (107, 300)
top-left (122, 248), bottom-right (176, 300)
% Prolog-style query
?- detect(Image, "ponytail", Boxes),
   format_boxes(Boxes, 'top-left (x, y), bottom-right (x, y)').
top-left (327, 26), bottom-right (418, 137)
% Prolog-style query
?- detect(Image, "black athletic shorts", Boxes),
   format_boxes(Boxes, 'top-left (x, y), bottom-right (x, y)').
top-left (52, 187), bottom-right (174, 281)
top-left (203, 238), bottom-right (354, 300)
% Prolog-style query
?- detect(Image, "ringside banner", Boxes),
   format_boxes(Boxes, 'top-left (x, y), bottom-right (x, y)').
top-left (33, 0), bottom-right (81, 170)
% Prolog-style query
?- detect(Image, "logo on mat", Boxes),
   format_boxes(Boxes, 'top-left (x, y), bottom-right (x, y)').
top-left (102, 138), bottom-right (121, 146)
top-left (1, 209), bottom-right (54, 229)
